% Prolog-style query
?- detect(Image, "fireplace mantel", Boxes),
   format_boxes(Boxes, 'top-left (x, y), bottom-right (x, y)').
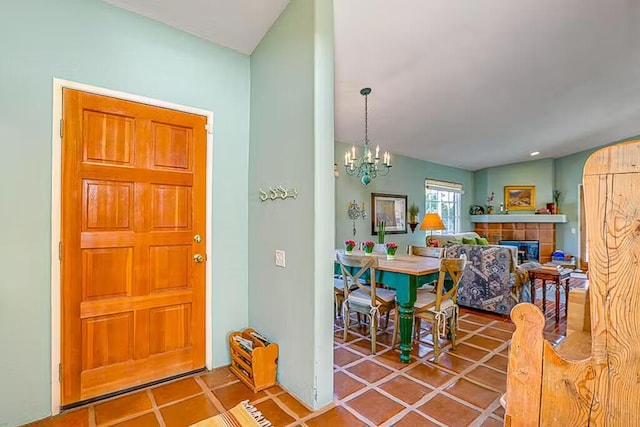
top-left (470, 214), bottom-right (567, 223)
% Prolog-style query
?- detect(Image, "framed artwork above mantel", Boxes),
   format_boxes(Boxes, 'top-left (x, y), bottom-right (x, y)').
top-left (371, 193), bottom-right (407, 234)
top-left (505, 185), bottom-right (535, 210)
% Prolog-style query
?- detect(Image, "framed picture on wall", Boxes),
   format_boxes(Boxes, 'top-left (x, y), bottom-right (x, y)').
top-left (504, 185), bottom-right (536, 210)
top-left (371, 193), bottom-right (407, 234)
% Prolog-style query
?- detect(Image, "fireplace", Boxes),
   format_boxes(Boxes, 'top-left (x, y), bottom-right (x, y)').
top-left (472, 216), bottom-right (563, 263)
top-left (500, 240), bottom-right (539, 263)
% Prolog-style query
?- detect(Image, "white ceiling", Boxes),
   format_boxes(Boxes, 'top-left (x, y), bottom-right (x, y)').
top-left (103, 0), bottom-right (640, 170)
top-left (102, 0), bottom-right (289, 54)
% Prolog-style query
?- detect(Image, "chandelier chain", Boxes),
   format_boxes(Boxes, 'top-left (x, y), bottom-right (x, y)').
top-left (364, 92), bottom-right (368, 145)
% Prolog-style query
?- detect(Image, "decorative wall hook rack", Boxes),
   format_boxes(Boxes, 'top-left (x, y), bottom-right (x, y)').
top-left (259, 186), bottom-right (298, 202)
top-left (347, 200), bottom-right (367, 236)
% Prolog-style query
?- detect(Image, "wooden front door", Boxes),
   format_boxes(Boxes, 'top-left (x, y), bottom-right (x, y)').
top-left (60, 89), bottom-right (207, 405)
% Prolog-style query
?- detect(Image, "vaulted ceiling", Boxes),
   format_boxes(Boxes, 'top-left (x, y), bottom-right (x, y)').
top-left (103, 0), bottom-right (640, 170)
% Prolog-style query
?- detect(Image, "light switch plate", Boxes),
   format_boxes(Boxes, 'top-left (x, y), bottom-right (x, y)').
top-left (275, 250), bottom-right (286, 267)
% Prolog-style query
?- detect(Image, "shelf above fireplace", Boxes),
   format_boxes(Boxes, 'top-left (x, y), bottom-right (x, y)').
top-left (470, 214), bottom-right (567, 223)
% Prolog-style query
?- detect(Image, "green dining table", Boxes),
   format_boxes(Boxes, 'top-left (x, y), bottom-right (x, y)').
top-left (335, 250), bottom-right (440, 363)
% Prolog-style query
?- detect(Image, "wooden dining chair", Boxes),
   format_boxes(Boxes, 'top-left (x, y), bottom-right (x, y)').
top-left (391, 257), bottom-right (467, 362)
top-left (408, 245), bottom-right (444, 291)
top-left (336, 252), bottom-right (396, 354)
top-left (333, 274), bottom-right (363, 319)
top-left (407, 245), bottom-right (443, 258)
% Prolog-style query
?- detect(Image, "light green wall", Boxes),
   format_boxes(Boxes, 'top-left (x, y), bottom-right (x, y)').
top-left (0, 0), bottom-right (250, 425)
top-left (475, 136), bottom-right (640, 258)
top-left (474, 158), bottom-right (555, 213)
top-left (553, 149), bottom-right (595, 257)
top-left (312, 0), bottom-right (337, 408)
top-left (335, 142), bottom-right (475, 251)
top-left (249, 0), bottom-right (334, 409)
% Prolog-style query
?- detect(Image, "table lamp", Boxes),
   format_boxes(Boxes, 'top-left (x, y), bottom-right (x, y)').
top-left (420, 213), bottom-right (446, 247)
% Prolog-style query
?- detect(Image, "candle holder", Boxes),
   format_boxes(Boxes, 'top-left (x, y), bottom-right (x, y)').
top-left (347, 200), bottom-right (367, 236)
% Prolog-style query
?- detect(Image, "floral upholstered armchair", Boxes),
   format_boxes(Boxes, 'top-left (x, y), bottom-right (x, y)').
top-left (444, 244), bottom-right (536, 315)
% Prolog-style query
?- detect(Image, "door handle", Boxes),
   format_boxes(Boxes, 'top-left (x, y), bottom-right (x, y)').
top-left (193, 254), bottom-right (204, 263)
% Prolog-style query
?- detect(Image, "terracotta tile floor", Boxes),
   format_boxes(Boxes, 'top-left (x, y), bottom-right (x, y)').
top-left (27, 279), bottom-right (581, 427)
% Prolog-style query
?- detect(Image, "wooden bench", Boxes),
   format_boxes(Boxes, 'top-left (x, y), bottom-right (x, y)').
top-left (504, 139), bottom-right (640, 425)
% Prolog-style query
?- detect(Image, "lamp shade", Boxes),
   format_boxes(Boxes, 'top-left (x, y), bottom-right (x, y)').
top-left (419, 213), bottom-right (446, 231)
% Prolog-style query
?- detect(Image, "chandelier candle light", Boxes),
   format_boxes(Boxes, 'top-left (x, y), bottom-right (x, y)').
top-left (344, 88), bottom-right (392, 186)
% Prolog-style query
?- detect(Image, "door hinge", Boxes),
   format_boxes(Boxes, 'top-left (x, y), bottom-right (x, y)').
top-left (59, 242), bottom-right (62, 261)
top-left (58, 363), bottom-right (62, 382)
top-left (205, 123), bottom-right (213, 134)
top-left (59, 119), bottom-right (64, 139)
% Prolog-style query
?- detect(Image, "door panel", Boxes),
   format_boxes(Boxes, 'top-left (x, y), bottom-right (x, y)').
top-left (82, 111), bottom-right (134, 165)
top-left (61, 89), bottom-right (207, 405)
top-left (81, 247), bottom-right (133, 300)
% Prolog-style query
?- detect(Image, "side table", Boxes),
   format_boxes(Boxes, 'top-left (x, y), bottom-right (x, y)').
top-left (529, 268), bottom-right (573, 323)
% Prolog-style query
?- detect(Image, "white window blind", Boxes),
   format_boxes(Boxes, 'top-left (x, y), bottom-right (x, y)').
top-left (425, 179), bottom-right (463, 193)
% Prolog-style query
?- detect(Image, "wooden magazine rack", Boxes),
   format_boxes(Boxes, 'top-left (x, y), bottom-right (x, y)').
top-left (229, 328), bottom-right (278, 392)
top-left (505, 140), bottom-right (640, 425)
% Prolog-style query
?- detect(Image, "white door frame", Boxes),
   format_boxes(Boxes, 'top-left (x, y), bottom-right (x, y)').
top-left (50, 78), bottom-right (214, 414)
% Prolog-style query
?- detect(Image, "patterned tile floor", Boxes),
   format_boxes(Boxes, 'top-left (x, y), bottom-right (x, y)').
top-left (27, 279), bottom-right (581, 427)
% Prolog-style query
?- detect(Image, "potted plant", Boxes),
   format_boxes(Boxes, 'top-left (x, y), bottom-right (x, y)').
top-left (344, 240), bottom-right (356, 254)
top-left (408, 203), bottom-right (420, 233)
top-left (486, 192), bottom-right (495, 214)
top-left (553, 190), bottom-right (561, 214)
top-left (385, 242), bottom-right (398, 260)
top-left (364, 241), bottom-right (375, 255)
top-left (377, 221), bottom-right (386, 244)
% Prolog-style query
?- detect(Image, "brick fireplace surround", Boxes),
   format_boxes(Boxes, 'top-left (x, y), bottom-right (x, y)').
top-left (474, 222), bottom-right (556, 263)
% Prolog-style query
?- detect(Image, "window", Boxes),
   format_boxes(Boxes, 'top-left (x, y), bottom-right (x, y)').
top-left (425, 179), bottom-right (463, 233)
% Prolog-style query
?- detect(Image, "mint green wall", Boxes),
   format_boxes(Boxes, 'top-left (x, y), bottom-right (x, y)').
top-left (312, 0), bottom-right (337, 408)
top-left (474, 169), bottom-right (489, 207)
top-left (249, 0), bottom-right (334, 409)
top-left (553, 149), bottom-right (595, 257)
top-left (475, 136), bottom-right (640, 259)
top-left (474, 158), bottom-right (555, 212)
top-left (0, 0), bottom-right (250, 425)
top-left (335, 142), bottom-right (475, 251)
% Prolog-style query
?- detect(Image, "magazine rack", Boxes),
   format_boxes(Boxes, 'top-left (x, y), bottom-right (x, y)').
top-left (229, 328), bottom-right (278, 392)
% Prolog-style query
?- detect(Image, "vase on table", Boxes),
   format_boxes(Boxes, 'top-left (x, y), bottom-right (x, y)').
top-left (385, 242), bottom-right (398, 260)
top-left (364, 241), bottom-right (375, 256)
top-left (377, 221), bottom-right (386, 244)
top-left (344, 239), bottom-right (355, 255)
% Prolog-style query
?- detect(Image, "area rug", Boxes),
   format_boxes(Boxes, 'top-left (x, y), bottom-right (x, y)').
top-left (190, 400), bottom-right (272, 427)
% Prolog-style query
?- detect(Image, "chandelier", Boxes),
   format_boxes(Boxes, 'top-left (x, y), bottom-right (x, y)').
top-left (344, 88), bottom-right (391, 185)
